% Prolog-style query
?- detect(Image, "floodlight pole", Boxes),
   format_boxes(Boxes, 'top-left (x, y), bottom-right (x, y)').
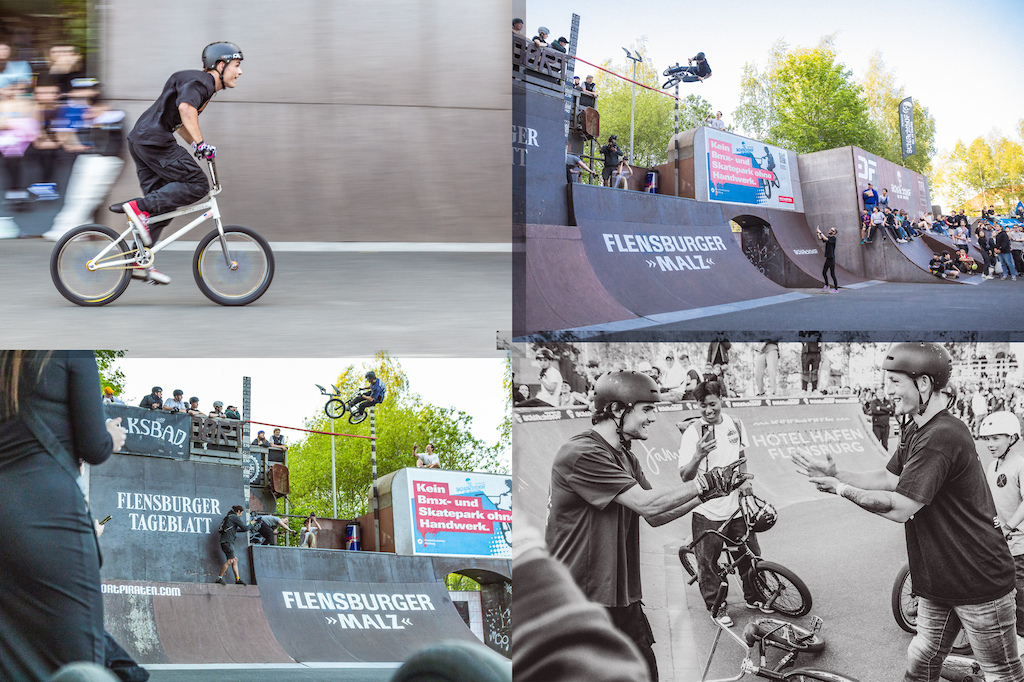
top-left (330, 415), bottom-right (337, 519)
top-left (623, 48), bottom-right (641, 162)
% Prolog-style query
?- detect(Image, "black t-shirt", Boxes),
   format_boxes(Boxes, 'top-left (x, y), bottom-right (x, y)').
top-left (128, 70), bottom-right (217, 146)
top-left (219, 513), bottom-right (252, 543)
top-left (545, 429), bottom-right (651, 607)
top-left (693, 59), bottom-right (711, 78)
top-left (823, 235), bottom-right (836, 260)
top-left (139, 394), bottom-right (161, 410)
top-left (600, 144), bottom-right (623, 170)
top-left (886, 411), bottom-right (1014, 604)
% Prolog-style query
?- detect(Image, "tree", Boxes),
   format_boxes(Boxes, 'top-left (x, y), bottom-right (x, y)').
top-left (931, 134), bottom-right (1024, 212)
top-left (735, 36), bottom-right (880, 154)
top-left (283, 352), bottom-right (508, 522)
top-left (592, 38), bottom-right (721, 168)
top-left (94, 351), bottom-right (126, 395)
top-left (860, 51), bottom-right (936, 174)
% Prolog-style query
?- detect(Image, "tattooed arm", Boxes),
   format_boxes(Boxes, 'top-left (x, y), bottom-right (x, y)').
top-left (810, 475), bottom-right (923, 523)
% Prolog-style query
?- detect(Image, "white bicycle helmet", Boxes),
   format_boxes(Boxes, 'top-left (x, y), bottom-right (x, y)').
top-left (980, 411), bottom-right (1022, 439)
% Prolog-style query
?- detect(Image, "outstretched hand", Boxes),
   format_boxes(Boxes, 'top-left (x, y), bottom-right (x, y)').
top-left (698, 458), bottom-right (753, 502)
top-left (809, 475), bottom-right (840, 495)
top-left (792, 450), bottom-right (837, 479)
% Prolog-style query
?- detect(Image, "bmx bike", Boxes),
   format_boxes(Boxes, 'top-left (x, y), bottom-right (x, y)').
top-left (50, 158), bottom-right (274, 306)
top-left (758, 164), bottom-right (780, 199)
top-left (317, 383), bottom-right (372, 424)
top-left (891, 562), bottom-right (973, 655)
top-left (699, 578), bottom-right (857, 681)
top-left (679, 505), bottom-right (812, 617)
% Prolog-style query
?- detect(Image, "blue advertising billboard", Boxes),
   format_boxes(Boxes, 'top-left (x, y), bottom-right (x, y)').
top-left (704, 128), bottom-right (798, 211)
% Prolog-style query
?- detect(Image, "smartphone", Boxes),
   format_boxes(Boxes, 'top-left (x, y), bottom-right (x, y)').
top-left (99, 515), bottom-right (112, 525)
top-left (701, 422), bottom-right (711, 439)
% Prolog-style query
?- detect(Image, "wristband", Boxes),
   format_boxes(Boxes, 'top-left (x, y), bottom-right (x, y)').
top-left (835, 483), bottom-right (849, 499)
top-left (695, 475), bottom-right (708, 494)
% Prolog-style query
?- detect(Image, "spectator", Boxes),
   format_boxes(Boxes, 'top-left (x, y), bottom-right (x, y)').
top-left (534, 348), bottom-right (562, 407)
top-left (710, 111), bottom-right (725, 130)
top-left (680, 354), bottom-right (702, 400)
top-left (351, 370), bottom-right (386, 420)
top-left (864, 206), bottom-right (884, 244)
top-left (532, 27), bottom-right (550, 48)
top-left (707, 341), bottom-right (731, 396)
top-left (186, 396), bottom-right (203, 417)
top-left (979, 412), bottom-right (1024, 640)
top-left (299, 513), bottom-right (322, 548)
top-left (45, 45), bottom-right (85, 95)
top-left (862, 183), bottom-right (878, 214)
top-left (928, 252), bottom-right (948, 279)
top-left (566, 149), bottom-right (596, 184)
top-left (214, 505), bottom-right (255, 584)
top-left (940, 251), bottom-right (960, 279)
top-left (801, 342), bottom-right (821, 392)
top-left (271, 428), bottom-right (287, 451)
top-left (139, 386), bottom-right (163, 410)
top-left (512, 18), bottom-right (525, 37)
top-left (224, 404), bottom-right (240, 420)
top-left (879, 187), bottom-right (889, 212)
top-left (415, 443), bottom-right (441, 468)
top-left (661, 352), bottom-right (687, 393)
top-left (993, 224), bottom-right (1018, 281)
top-left (163, 389), bottom-right (187, 413)
top-left (956, 247), bottom-right (979, 274)
top-left (0, 351), bottom-right (126, 680)
top-left (515, 384), bottom-right (531, 405)
top-left (860, 209), bottom-right (871, 243)
top-left (599, 135), bottom-right (624, 187)
top-left (950, 221), bottom-right (969, 248)
top-left (254, 514), bottom-right (296, 546)
top-left (43, 79), bottom-right (126, 242)
top-left (572, 75), bottom-right (581, 89)
top-left (865, 388), bottom-right (894, 451)
top-left (24, 79), bottom-right (66, 201)
top-left (753, 341), bottom-right (780, 396)
top-left (973, 387), bottom-right (991, 436)
top-left (976, 221), bottom-right (997, 280)
top-left (101, 386), bottom-right (125, 405)
top-left (209, 400), bottom-right (226, 418)
top-left (0, 42), bottom-right (31, 89)
top-left (1009, 225), bottom-right (1024, 274)
top-left (583, 75), bottom-right (597, 96)
top-left (611, 158), bottom-right (632, 189)
top-left (252, 430), bottom-right (270, 447)
top-left (550, 37), bottom-right (569, 54)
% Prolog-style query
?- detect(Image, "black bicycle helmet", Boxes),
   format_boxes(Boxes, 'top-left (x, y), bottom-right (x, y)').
top-left (365, 370), bottom-right (377, 381)
top-left (202, 42), bottom-right (243, 70)
top-left (593, 371), bottom-right (659, 414)
top-left (881, 343), bottom-right (952, 390)
top-left (740, 494), bottom-right (777, 533)
top-left (695, 52), bottom-right (706, 61)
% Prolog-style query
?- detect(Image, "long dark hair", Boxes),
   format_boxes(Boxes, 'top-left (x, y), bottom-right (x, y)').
top-left (0, 351), bottom-right (52, 419)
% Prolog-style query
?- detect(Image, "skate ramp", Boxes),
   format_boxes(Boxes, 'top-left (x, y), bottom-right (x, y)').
top-left (569, 183), bottom-right (793, 317)
top-left (862, 232), bottom-right (980, 284)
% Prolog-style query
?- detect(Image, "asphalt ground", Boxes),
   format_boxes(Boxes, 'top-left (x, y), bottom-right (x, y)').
top-left (0, 240), bottom-right (509, 356)
top-left (525, 281), bottom-right (1024, 342)
top-left (145, 665), bottom-right (396, 682)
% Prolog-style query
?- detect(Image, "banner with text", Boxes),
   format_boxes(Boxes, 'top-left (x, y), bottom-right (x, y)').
top-left (103, 403), bottom-right (190, 460)
top-left (704, 128), bottom-right (797, 210)
top-left (407, 470), bottom-right (512, 558)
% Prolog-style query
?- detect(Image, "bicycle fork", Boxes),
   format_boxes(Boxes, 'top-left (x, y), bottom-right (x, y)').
top-left (209, 198), bottom-right (238, 271)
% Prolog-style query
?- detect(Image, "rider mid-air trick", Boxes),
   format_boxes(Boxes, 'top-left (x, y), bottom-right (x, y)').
top-left (116, 42), bottom-right (243, 284)
top-left (663, 52), bottom-right (712, 89)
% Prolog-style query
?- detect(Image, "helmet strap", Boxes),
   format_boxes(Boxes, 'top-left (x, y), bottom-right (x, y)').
top-left (614, 403), bottom-right (633, 452)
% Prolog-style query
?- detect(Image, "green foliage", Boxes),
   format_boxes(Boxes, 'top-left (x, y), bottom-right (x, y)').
top-left (593, 38), bottom-right (718, 168)
top-left (931, 133), bottom-right (1024, 212)
top-left (735, 37), bottom-right (880, 154)
top-left (285, 352), bottom-right (508, 522)
top-left (859, 52), bottom-right (936, 174)
top-left (94, 351), bottom-right (126, 395)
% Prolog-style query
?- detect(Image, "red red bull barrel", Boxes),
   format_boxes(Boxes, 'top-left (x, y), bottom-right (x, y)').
top-left (345, 522), bottom-right (361, 550)
top-left (645, 170), bottom-right (658, 193)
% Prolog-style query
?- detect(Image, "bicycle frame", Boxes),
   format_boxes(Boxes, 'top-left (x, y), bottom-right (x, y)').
top-left (85, 159), bottom-right (238, 273)
top-left (685, 507), bottom-right (760, 580)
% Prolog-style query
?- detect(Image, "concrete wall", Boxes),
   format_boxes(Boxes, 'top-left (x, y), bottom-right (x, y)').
top-left (97, 0), bottom-right (509, 242)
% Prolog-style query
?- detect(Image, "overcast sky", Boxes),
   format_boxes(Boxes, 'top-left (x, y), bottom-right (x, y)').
top-left (525, 0), bottom-right (1023, 172)
top-left (116, 357), bottom-right (507, 449)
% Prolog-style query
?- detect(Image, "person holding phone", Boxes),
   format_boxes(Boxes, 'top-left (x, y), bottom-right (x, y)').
top-left (300, 513), bottom-right (322, 548)
top-left (677, 380), bottom-right (763, 628)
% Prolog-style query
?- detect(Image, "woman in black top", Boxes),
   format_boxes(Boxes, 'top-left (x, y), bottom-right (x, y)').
top-left (0, 351), bottom-right (125, 680)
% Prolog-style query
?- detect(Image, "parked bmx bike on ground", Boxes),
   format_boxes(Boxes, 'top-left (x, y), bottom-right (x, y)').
top-left (50, 158), bottom-right (274, 306)
top-left (679, 501), bottom-right (813, 618)
top-left (317, 383), bottom-right (372, 424)
top-left (891, 562), bottom-right (972, 656)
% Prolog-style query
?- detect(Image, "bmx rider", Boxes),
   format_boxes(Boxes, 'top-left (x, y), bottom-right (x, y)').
top-left (117, 42), bottom-right (243, 285)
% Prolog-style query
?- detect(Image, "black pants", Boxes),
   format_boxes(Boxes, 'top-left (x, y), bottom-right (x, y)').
top-left (802, 354), bottom-right (820, 390)
top-left (872, 422), bottom-right (889, 451)
top-left (822, 258), bottom-right (837, 288)
top-left (692, 512), bottom-right (762, 613)
top-left (607, 602), bottom-right (658, 682)
top-left (128, 140), bottom-right (209, 241)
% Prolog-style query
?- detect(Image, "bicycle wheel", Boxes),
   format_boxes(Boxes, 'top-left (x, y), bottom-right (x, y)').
top-left (891, 563), bottom-right (917, 633)
top-left (754, 617), bottom-right (826, 653)
top-left (193, 225), bottom-right (274, 306)
top-left (348, 409), bottom-right (368, 425)
top-left (782, 670), bottom-right (862, 682)
top-left (763, 176), bottom-right (773, 199)
top-left (324, 398), bottom-right (345, 420)
top-left (678, 546), bottom-right (699, 580)
top-left (51, 224), bottom-right (132, 306)
top-left (754, 561), bottom-right (812, 617)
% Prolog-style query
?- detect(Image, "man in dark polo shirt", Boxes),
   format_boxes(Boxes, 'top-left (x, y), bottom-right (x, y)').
top-left (795, 343), bottom-right (1023, 682)
top-left (546, 371), bottom-right (749, 681)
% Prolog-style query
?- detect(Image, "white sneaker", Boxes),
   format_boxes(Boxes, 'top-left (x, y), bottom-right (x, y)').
top-left (0, 216), bottom-right (19, 239)
top-left (131, 268), bottom-right (171, 285)
top-left (714, 611), bottom-right (734, 628)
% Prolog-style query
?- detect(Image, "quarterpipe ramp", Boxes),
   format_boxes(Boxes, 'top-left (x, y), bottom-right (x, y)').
top-left (103, 547), bottom-right (507, 666)
top-left (861, 231), bottom-right (980, 284)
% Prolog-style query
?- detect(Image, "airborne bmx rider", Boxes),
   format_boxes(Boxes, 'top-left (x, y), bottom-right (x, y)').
top-left (115, 41), bottom-right (243, 285)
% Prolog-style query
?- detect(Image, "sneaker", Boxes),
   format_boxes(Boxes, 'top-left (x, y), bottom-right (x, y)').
top-left (235, 578), bottom-right (246, 585)
top-left (830, 287), bottom-right (839, 293)
top-left (1002, 276), bottom-right (1008, 280)
top-left (131, 268), bottom-right (171, 285)
top-left (215, 576), bottom-right (226, 585)
top-left (821, 285), bottom-right (830, 291)
top-left (123, 199), bottom-right (153, 246)
top-left (745, 600), bottom-right (776, 614)
top-left (0, 216), bottom-right (19, 239)
top-left (714, 611), bottom-right (734, 628)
